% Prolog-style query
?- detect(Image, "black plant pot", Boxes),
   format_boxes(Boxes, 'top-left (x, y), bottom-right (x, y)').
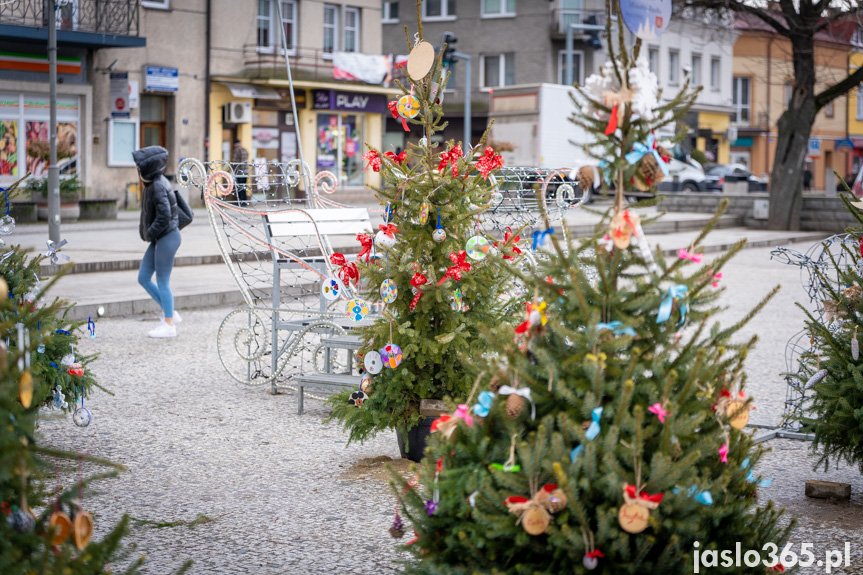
top-left (397, 416), bottom-right (436, 462)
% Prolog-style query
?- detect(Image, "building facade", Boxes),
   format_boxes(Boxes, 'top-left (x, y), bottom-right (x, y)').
top-left (732, 13), bottom-right (852, 189)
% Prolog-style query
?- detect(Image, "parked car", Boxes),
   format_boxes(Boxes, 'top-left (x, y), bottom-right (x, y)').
top-left (701, 164), bottom-right (764, 192)
top-left (655, 143), bottom-right (706, 192)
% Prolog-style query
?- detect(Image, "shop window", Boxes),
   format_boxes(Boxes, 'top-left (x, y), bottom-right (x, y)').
top-left (383, 1), bottom-right (399, 23)
top-left (482, 54), bottom-right (515, 88)
top-left (140, 95), bottom-right (167, 149)
top-left (557, 50), bottom-right (583, 85)
top-left (316, 113), bottom-right (365, 187)
top-left (257, 0), bottom-right (297, 54)
top-left (423, 0), bottom-right (455, 20)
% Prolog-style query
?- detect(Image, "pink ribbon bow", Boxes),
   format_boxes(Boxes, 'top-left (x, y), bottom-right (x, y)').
top-left (712, 272), bottom-right (723, 288)
top-left (438, 145), bottom-right (463, 178)
top-left (476, 146), bottom-right (503, 180)
top-left (678, 248), bottom-right (702, 263)
top-left (718, 443), bottom-right (729, 463)
top-left (362, 150), bottom-right (382, 173)
top-left (437, 250), bottom-right (472, 285)
top-left (647, 403), bottom-right (667, 423)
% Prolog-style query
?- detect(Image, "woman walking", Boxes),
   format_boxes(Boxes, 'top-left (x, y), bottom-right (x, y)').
top-left (133, 146), bottom-right (182, 338)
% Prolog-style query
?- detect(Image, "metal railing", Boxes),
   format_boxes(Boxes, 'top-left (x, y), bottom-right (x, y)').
top-left (550, 8), bottom-right (606, 35)
top-left (0, 0), bottom-right (140, 37)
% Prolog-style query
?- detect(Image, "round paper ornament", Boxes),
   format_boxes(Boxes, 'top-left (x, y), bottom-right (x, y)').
top-left (321, 277), bottom-right (344, 301)
top-left (380, 279), bottom-right (398, 303)
top-left (583, 555), bottom-right (599, 570)
top-left (521, 506), bottom-right (551, 535)
top-left (726, 399), bottom-right (749, 430)
top-left (407, 41), bottom-right (435, 79)
top-left (19, 371), bottom-right (33, 409)
top-left (466, 235), bottom-right (490, 261)
top-left (618, 503), bottom-right (650, 533)
top-left (364, 350), bottom-right (383, 374)
top-left (380, 343), bottom-right (403, 368)
top-left (0, 215), bottom-right (16, 235)
top-left (419, 137), bottom-right (428, 147)
top-left (419, 202), bottom-right (429, 225)
top-left (10, 508), bottom-right (35, 533)
top-left (72, 510), bottom-right (93, 550)
top-left (360, 374), bottom-right (372, 394)
top-left (346, 298), bottom-right (369, 322)
top-left (376, 230), bottom-right (397, 250)
top-left (397, 94), bottom-right (420, 119)
top-left (349, 390), bottom-right (368, 407)
top-left (433, 227), bottom-right (447, 243)
top-left (49, 510), bottom-right (73, 545)
top-left (491, 191), bottom-right (504, 205)
top-left (73, 406), bottom-right (92, 427)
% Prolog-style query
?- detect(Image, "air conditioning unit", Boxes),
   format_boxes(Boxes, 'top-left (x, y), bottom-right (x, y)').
top-left (225, 101), bottom-right (252, 123)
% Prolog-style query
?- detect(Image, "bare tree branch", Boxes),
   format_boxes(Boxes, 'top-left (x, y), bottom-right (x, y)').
top-left (815, 65), bottom-right (863, 108)
top-left (815, 5), bottom-right (863, 32)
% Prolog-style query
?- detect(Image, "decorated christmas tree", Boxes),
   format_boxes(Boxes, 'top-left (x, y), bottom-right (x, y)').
top-left (327, 9), bottom-right (518, 457)
top-left (390, 3), bottom-right (792, 572)
top-left (795, 193), bottom-right (863, 472)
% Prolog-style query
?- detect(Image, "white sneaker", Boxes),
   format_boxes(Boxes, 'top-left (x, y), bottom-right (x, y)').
top-left (161, 310), bottom-right (182, 324)
top-left (148, 322), bottom-right (177, 338)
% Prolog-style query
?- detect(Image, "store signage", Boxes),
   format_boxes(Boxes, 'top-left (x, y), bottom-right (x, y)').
top-left (144, 66), bottom-right (179, 92)
top-left (110, 72), bottom-right (130, 118)
top-left (312, 90), bottom-right (387, 113)
top-left (129, 80), bottom-right (139, 109)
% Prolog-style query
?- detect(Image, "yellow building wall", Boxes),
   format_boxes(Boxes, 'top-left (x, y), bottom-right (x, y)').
top-left (209, 84), bottom-right (252, 163)
top-left (849, 52), bottom-right (863, 136)
top-left (698, 111), bottom-right (731, 164)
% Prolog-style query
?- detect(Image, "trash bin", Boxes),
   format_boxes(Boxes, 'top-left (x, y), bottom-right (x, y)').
top-left (722, 174), bottom-right (748, 194)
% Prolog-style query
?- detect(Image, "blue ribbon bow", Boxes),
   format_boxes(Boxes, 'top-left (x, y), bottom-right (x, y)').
top-left (532, 228), bottom-right (555, 251)
top-left (625, 134), bottom-right (670, 177)
top-left (741, 458), bottom-right (773, 487)
top-left (657, 285), bottom-right (688, 325)
top-left (571, 407), bottom-right (603, 461)
top-left (473, 391), bottom-right (495, 417)
top-left (88, 316), bottom-right (96, 339)
top-left (673, 485), bottom-right (714, 505)
top-left (55, 329), bottom-right (71, 336)
top-left (597, 321), bottom-right (637, 337)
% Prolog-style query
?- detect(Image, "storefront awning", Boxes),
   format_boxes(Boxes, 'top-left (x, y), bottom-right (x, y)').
top-left (220, 82), bottom-right (281, 100)
top-left (836, 138), bottom-right (855, 150)
top-left (731, 137), bottom-right (754, 147)
top-left (852, 138), bottom-right (863, 149)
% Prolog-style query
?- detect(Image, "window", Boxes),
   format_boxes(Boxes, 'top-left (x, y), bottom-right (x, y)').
top-left (142, 0), bottom-right (169, 8)
top-left (557, 50), bottom-right (583, 85)
top-left (648, 47), bottom-right (658, 75)
top-left (731, 76), bottom-right (750, 124)
top-left (482, 54), bottom-right (515, 88)
top-left (668, 50), bottom-right (679, 84)
top-left (108, 119), bottom-right (140, 167)
top-left (423, 0), bottom-right (455, 20)
top-left (256, 1), bottom-right (297, 54)
top-left (691, 53), bottom-right (701, 87)
top-left (483, 0), bottom-right (515, 17)
top-left (323, 5), bottom-right (338, 55)
top-left (857, 86), bottom-right (863, 120)
top-left (344, 7), bottom-right (360, 53)
top-left (140, 95), bottom-right (167, 149)
top-left (383, 1), bottom-right (399, 23)
top-left (710, 56), bottom-right (720, 90)
top-left (825, 100), bottom-right (834, 118)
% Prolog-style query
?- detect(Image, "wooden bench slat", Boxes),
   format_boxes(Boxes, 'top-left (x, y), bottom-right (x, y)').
top-left (295, 373), bottom-right (362, 415)
top-left (266, 208), bottom-right (370, 223)
top-left (268, 220), bottom-right (371, 237)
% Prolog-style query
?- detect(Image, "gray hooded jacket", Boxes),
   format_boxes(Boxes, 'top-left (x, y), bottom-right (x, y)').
top-left (133, 146), bottom-right (178, 242)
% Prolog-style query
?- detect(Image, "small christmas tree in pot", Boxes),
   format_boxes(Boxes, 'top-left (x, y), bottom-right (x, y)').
top-left (327, 8), bottom-right (521, 461)
top-left (391, 1), bottom-right (793, 571)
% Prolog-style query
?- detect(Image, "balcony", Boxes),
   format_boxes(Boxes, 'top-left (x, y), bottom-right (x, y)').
top-left (550, 8), bottom-right (606, 38)
top-left (0, 0), bottom-right (144, 48)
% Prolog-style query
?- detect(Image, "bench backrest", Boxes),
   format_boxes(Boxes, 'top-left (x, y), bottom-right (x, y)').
top-left (265, 208), bottom-right (371, 240)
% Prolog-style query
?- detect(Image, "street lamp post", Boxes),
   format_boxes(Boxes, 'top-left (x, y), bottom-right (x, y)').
top-left (47, 0), bottom-right (61, 243)
top-left (565, 21), bottom-right (609, 87)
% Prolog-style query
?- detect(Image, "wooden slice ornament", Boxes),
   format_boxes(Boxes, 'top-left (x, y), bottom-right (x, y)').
top-left (609, 211), bottom-right (632, 249)
top-left (522, 506), bottom-right (551, 535)
top-left (618, 502), bottom-right (650, 534)
top-left (49, 510), bottom-right (72, 545)
top-left (407, 41), bottom-right (435, 79)
top-left (73, 510), bottom-right (93, 550)
top-left (19, 371), bottom-right (33, 408)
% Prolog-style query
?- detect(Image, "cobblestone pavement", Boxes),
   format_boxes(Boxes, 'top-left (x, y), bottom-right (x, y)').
top-left (36, 245), bottom-right (863, 574)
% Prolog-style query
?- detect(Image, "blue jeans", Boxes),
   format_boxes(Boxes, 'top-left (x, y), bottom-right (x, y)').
top-left (138, 228), bottom-right (181, 319)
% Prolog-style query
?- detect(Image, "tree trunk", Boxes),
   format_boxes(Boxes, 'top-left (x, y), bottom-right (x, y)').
top-left (766, 104), bottom-right (816, 230)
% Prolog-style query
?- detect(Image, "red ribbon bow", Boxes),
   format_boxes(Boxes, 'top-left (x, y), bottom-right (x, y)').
top-left (586, 550), bottom-right (606, 559)
top-left (378, 223), bottom-right (400, 238)
top-left (476, 146), bottom-right (503, 181)
top-left (409, 272), bottom-right (428, 311)
top-left (388, 100), bottom-right (410, 131)
top-left (356, 233), bottom-right (373, 263)
top-left (624, 484), bottom-right (664, 505)
top-left (437, 251), bottom-right (472, 285)
top-left (384, 150), bottom-right (407, 165)
top-left (330, 253), bottom-right (359, 286)
top-left (495, 227), bottom-right (522, 261)
top-left (362, 150), bottom-right (382, 173)
top-left (438, 145), bottom-right (463, 178)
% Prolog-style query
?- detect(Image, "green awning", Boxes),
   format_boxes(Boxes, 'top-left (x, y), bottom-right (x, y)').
top-left (731, 137), bottom-right (753, 147)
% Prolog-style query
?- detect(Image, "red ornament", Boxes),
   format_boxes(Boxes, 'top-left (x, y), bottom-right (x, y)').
top-left (67, 362), bottom-right (84, 377)
top-left (438, 145), bottom-right (463, 178)
top-left (330, 253), bottom-right (359, 286)
top-left (378, 223), bottom-right (400, 239)
top-left (384, 150), bottom-right (407, 165)
top-left (437, 251), bottom-right (472, 285)
top-left (409, 272), bottom-right (428, 311)
top-left (362, 150), bottom-right (382, 173)
top-left (476, 146), bottom-right (503, 181)
top-left (605, 104), bottom-right (619, 135)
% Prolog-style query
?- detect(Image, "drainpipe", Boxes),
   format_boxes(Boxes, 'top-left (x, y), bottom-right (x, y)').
top-left (204, 0), bottom-right (211, 162)
top-left (765, 33), bottom-right (774, 177)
